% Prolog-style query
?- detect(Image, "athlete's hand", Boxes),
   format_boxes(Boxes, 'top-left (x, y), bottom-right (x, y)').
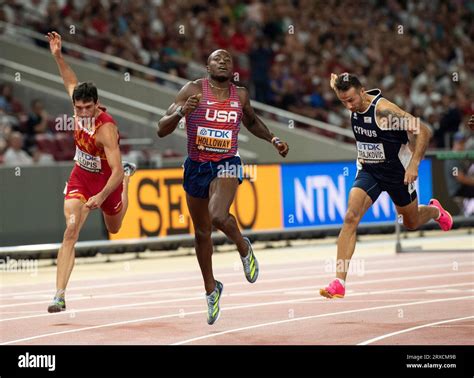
top-left (85, 193), bottom-right (105, 210)
top-left (182, 94), bottom-right (202, 115)
top-left (330, 73), bottom-right (338, 91)
top-left (404, 161), bottom-right (419, 185)
top-left (46, 31), bottom-right (62, 58)
top-left (273, 138), bottom-right (289, 158)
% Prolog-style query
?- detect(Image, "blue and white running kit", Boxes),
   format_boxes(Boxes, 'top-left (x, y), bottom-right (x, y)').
top-left (351, 89), bottom-right (417, 207)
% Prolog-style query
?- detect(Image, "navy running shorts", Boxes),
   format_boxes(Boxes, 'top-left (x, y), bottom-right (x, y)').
top-left (183, 155), bottom-right (243, 199)
top-left (353, 168), bottom-right (417, 207)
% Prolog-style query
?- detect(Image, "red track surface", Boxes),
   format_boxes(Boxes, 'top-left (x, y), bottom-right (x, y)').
top-left (1, 252), bottom-right (473, 345)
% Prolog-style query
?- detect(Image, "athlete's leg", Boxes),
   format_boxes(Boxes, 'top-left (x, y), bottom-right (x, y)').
top-left (388, 180), bottom-right (451, 230)
top-left (208, 177), bottom-right (248, 257)
top-left (336, 187), bottom-right (373, 281)
top-left (395, 198), bottom-right (439, 230)
top-left (321, 169), bottom-right (381, 298)
top-left (102, 175), bottom-right (130, 234)
top-left (56, 199), bottom-right (90, 292)
top-left (186, 193), bottom-right (215, 294)
top-left (320, 187), bottom-right (373, 299)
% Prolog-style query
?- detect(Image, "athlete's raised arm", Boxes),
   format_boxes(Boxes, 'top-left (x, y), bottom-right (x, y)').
top-left (46, 32), bottom-right (78, 98)
top-left (157, 82), bottom-right (201, 138)
top-left (238, 87), bottom-right (289, 158)
top-left (376, 99), bottom-right (432, 184)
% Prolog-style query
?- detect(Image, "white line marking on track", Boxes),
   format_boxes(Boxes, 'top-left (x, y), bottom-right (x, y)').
top-left (170, 297), bottom-right (474, 345)
top-left (1, 252), bottom-right (469, 297)
top-left (357, 316), bottom-right (474, 345)
top-left (1, 271), bottom-right (472, 323)
top-left (2, 260), bottom-right (472, 308)
top-left (1, 284), bottom-right (473, 345)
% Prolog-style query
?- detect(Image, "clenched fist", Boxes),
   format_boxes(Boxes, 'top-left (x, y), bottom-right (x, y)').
top-left (182, 94), bottom-right (202, 115)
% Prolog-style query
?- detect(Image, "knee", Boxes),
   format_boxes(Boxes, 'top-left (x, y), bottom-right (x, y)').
top-left (344, 208), bottom-right (362, 227)
top-left (107, 225), bottom-right (121, 234)
top-left (195, 227), bottom-right (211, 242)
top-left (211, 214), bottom-right (227, 230)
top-left (63, 224), bottom-right (80, 243)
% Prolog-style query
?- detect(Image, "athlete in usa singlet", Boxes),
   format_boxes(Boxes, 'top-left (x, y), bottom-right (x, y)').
top-left (186, 78), bottom-right (243, 163)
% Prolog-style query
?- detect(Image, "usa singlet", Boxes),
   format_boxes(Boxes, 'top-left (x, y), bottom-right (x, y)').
top-left (185, 78), bottom-right (243, 163)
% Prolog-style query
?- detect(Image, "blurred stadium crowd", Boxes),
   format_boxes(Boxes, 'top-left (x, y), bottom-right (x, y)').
top-left (0, 0), bottom-right (473, 165)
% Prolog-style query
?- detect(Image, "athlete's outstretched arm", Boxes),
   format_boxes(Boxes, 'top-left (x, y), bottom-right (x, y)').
top-left (239, 88), bottom-right (289, 157)
top-left (46, 32), bottom-right (78, 98)
top-left (86, 123), bottom-right (124, 210)
top-left (157, 82), bottom-right (201, 138)
top-left (376, 99), bottom-right (432, 184)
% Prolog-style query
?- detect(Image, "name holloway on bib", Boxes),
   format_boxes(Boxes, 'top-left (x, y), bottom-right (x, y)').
top-left (196, 126), bottom-right (233, 153)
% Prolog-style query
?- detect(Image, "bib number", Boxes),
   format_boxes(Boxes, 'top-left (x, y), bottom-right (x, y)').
top-left (74, 147), bottom-right (102, 172)
top-left (196, 126), bottom-right (233, 154)
top-left (356, 142), bottom-right (386, 161)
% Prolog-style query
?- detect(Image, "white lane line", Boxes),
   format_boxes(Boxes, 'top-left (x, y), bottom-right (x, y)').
top-left (1, 252), bottom-right (469, 297)
top-left (171, 296), bottom-right (474, 345)
top-left (2, 260), bottom-right (472, 308)
top-left (1, 270), bottom-right (472, 323)
top-left (1, 265), bottom-right (472, 320)
top-left (2, 286), bottom-right (472, 346)
top-left (1, 282), bottom-right (473, 345)
top-left (0, 265), bottom-right (315, 297)
top-left (357, 316), bottom-right (474, 345)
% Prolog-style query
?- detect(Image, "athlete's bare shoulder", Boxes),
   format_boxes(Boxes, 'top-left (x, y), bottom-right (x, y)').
top-left (376, 97), bottom-right (394, 111)
top-left (376, 97), bottom-right (408, 118)
top-left (174, 80), bottom-right (202, 103)
top-left (234, 84), bottom-right (248, 94)
top-left (174, 79), bottom-right (201, 100)
top-left (186, 79), bottom-right (204, 94)
top-left (234, 85), bottom-right (249, 104)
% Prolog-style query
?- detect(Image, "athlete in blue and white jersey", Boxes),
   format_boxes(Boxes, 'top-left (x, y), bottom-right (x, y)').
top-left (320, 73), bottom-right (453, 300)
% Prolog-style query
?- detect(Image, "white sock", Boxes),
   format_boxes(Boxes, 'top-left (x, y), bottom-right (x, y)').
top-left (336, 278), bottom-right (345, 287)
top-left (55, 289), bottom-right (65, 299)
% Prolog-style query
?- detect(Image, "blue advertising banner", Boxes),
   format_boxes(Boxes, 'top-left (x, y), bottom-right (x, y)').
top-left (281, 160), bottom-right (433, 228)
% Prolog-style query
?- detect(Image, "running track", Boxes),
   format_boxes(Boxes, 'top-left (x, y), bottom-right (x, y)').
top-left (1, 249), bottom-right (473, 345)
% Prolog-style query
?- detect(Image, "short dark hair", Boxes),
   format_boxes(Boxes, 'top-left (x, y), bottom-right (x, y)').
top-left (335, 74), bottom-right (362, 91)
top-left (72, 82), bottom-right (98, 103)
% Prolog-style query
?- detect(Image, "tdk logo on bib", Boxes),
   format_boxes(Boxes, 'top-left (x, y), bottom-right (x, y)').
top-left (356, 142), bottom-right (386, 161)
top-left (199, 128), bottom-right (231, 138)
top-left (205, 109), bottom-right (238, 123)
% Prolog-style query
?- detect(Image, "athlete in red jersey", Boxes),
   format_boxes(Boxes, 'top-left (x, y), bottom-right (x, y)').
top-left (46, 32), bottom-right (136, 313)
top-left (158, 49), bottom-right (289, 324)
